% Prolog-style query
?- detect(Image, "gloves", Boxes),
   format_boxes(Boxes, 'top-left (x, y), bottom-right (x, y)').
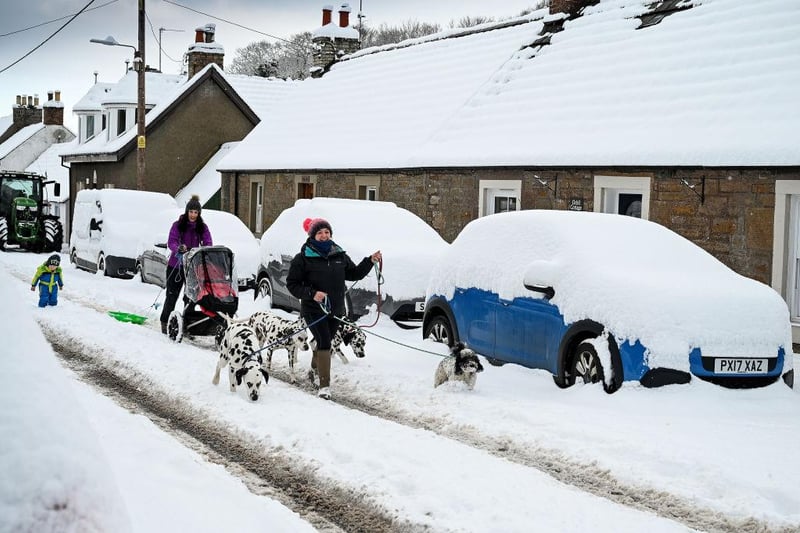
top-left (178, 244), bottom-right (187, 254)
top-left (30, 285), bottom-right (35, 292)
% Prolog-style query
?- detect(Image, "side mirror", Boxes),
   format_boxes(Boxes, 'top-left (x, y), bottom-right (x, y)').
top-left (524, 283), bottom-right (555, 300)
top-left (53, 183), bottom-right (61, 196)
top-left (155, 242), bottom-right (167, 249)
top-left (89, 218), bottom-right (103, 231)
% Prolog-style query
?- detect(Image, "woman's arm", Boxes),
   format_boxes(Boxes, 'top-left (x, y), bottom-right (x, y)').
top-left (202, 224), bottom-right (213, 246)
top-left (286, 253), bottom-right (315, 301)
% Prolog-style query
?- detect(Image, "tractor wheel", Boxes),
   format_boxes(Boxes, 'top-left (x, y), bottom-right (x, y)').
top-left (0, 217), bottom-right (7, 251)
top-left (43, 218), bottom-right (63, 252)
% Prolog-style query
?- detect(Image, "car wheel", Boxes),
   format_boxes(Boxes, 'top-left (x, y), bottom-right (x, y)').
top-left (167, 311), bottom-right (183, 343)
top-left (570, 341), bottom-right (619, 393)
top-left (424, 314), bottom-right (454, 347)
top-left (136, 261), bottom-right (146, 283)
top-left (255, 276), bottom-right (273, 306)
top-left (69, 248), bottom-right (77, 265)
top-left (97, 253), bottom-right (107, 276)
top-left (485, 357), bottom-right (506, 367)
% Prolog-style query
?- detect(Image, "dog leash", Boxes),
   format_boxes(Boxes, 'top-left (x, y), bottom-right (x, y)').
top-left (331, 314), bottom-right (448, 358)
top-left (345, 258), bottom-right (384, 328)
top-left (240, 297), bottom-right (331, 359)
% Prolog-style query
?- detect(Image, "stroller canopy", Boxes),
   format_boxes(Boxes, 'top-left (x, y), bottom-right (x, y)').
top-left (183, 246), bottom-right (238, 311)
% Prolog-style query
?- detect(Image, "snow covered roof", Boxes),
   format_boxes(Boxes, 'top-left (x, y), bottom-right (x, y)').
top-left (219, 0), bottom-right (800, 171)
top-left (0, 114), bottom-right (12, 136)
top-left (97, 70), bottom-right (183, 107)
top-left (24, 139), bottom-right (78, 202)
top-left (0, 123), bottom-right (43, 159)
top-left (175, 142), bottom-right (238, 206)
top-left (63, 65), bottom-right (293, 159)
top-left (72, 83), bottom-right (116, 112)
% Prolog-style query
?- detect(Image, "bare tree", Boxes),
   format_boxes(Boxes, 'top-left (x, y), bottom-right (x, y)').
top-left (360, 20), bottom-right (441, 48)
top-left (229, 32), bottom-right (314, 80)
top-left (448, 15), bottom-right (496, 28)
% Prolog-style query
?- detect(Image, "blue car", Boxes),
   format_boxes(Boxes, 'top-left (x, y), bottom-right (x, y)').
top-left (423, 210), bottom-right (793, 393)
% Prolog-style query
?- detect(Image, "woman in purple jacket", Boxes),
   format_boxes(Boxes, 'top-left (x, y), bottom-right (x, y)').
top-left (160, 195), bottom-right (213, 334)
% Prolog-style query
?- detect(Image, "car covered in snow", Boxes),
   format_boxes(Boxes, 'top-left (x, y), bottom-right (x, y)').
top-left (257, 197), bottom-right (449, 324)
top-left (69, 189), bottom-right (178, 278)
top-left (423, 210), bottom-right (794, 392)
top-left (137, 208), bottom-right (259, 292)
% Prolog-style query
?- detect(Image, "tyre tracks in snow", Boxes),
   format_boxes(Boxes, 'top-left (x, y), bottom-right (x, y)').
top-left (35, 285), bottom-right (793, 533)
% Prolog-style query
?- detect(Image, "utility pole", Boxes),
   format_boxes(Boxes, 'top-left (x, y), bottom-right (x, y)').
top-left (357, 0), bottom-right (365, 44)
top-left (158, 27), bottom-right (184, 72)
top-left (136, 0), bottom-right (146, 191)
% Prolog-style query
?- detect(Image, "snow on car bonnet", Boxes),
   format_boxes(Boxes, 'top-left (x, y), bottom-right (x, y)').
top-left (427, 210), bottom-right (790, 370)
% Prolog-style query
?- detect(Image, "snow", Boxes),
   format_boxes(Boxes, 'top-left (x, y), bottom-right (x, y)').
top-left (1, 239), bottom-right (799, 531)
top-left (175, 142), bottom-right (238, 207)
top-left (24, 138), bottom-right (78, 202)
top-left (219, 0), bottom-right (800, 171)
top-left (0, 122), bottom-right (43, 159)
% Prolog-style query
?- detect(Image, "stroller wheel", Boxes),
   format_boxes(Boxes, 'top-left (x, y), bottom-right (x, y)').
top-left (167, 311), bottom-right (183, 343)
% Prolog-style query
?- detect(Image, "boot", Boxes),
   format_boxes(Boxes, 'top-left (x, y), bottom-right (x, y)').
top-left (308, 350), bottom-right (320, 386)
top-left (161, 321), bottom-right (168, 335)
top-left (316, 349), bottom-right (331, 399)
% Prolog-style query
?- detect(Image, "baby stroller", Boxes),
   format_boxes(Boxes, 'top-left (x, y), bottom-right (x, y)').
top-left (166, 245), bottom-right (238, 343)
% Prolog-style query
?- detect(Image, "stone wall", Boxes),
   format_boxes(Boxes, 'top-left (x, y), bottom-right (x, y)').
top-left (229, 167), bottom-right (800, 284)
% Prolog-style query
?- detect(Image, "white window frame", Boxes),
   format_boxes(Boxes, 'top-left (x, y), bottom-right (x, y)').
top-left (593, 175), bottom-right (651, 219)
top-left (478, 179), bottom-right (521, 217)
top-left (772, 181), bottom-right (800, 342)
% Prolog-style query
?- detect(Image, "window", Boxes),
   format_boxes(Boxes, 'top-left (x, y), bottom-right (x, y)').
top-left (772, 181), bottom-right (800, 342)
top-left (479, 179), bottom-right (521, 217)
top-left (250, 181), bottom-right (264, 233)
top-left (593, 175), bottom-right (651, 219)
top-left (356, 176), bottom-right (380, 201)
top-left (116, 109), bottom-right (126, 136)
top-left (297, 182), bottom-right (314, 199)
top-left (102, 113), bottom-right (107, 131)
top-left (84, 115), bottom-right (95, 141)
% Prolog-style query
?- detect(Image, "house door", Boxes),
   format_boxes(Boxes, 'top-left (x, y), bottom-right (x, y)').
top-left (788, 196), bottom-right (800, 320)
top-left (249, 182), bottom-right (264, 233)
top-left (297, 182), bottom-right (314, 200)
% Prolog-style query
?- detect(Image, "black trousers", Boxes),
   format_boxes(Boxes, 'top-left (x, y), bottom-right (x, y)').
top-left (160, 265), bottom-right (184, 323)
top-left (304, 312), bottom-right (341, 351)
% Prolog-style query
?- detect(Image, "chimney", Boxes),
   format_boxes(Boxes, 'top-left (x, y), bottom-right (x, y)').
top-left (187, 23), bottom-right (224, 77)
top-left (322, 4), bottom-right (333, 25)
top-left (11, 92), bottom-right (42, 129)
top-left (338, 3), bottom-right (351, 27)
top-left (43, 89), bottom-right (64, 126)
top-left (549, 0), bottom-right (599, 18)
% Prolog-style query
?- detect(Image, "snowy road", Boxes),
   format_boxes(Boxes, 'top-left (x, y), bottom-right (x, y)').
top-left (3, 251), bottom-right (799, 532)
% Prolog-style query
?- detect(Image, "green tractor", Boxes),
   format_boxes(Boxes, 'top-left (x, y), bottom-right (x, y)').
top-left (0, 171), bottom-right (63, 253)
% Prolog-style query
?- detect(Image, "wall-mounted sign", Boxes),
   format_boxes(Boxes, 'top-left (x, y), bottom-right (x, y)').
top-left (568, 197), bottom-right (583, 211)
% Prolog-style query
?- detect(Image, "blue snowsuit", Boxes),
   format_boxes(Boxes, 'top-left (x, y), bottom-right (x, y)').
top-left (31, 264), bottom-right (64, 307)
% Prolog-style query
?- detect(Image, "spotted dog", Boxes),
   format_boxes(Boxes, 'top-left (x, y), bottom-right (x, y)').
top-left (248, 311), bottom-right (310, 383)
top-left (311, 321), bottom-right (367, 364)
top-left (212, 321), bottom-right (268, 401)
top-left (434, 342), bottom-right (484, 390)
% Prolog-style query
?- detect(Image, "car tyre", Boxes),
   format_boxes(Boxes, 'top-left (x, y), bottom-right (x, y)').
top-left (167, 311), bottom-right (183, 343)
top-left (424, 314), bottom-right (454, 347)
top-left (255, 275), bottom-right (273, 306)
top-left (486, 357), bottom-right (506, 367)
top-left (97, 253), bottom-right (107, 276)
top-left (570, 341), bottom-right (619, 393)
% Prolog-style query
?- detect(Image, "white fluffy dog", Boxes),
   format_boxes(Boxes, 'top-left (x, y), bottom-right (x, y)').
top-left (434, 342), bottom-right (484, 390)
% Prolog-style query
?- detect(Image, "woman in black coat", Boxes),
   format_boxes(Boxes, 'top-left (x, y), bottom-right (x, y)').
top-left (286, 217), bottom-right (381, 400)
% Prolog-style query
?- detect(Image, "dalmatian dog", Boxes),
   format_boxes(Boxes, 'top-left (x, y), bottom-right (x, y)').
top-left (309, 320), bottom-right (367, 364)
top-left (248, 311), bottom-right (310, 383)
top-left (434, 342), bottom-right (484, 391)
top-left (212, 320), bottom-right (269, 401)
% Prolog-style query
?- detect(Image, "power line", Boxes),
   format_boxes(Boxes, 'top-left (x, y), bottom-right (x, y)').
top-left (0, 0), bottom-right (118, 38)
top-left (162, 0), bottom-right (295, 46)
top-left (144, 11), bottom-right (181, 65)
top-left (0, 0), bottom-right (98, 74)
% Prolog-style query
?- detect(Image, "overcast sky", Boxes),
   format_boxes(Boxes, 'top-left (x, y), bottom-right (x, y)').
top-left (0, 0), bottom-right (537, 132)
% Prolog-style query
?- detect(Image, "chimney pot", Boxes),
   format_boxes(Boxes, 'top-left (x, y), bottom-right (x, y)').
top-left (204, 23), bottom-right (216, 43)
top-left (27, 95), bottom-right (33, 106)
top-left (54, 90), bottom-right (61, 102)
top-left (34, 94), bottom-right (39, 106)
top-left (16, 95), bottom-right (21, 106)
top-left (194, 28), bottom-right (204, 42)
top-left (339, 3), bottom-right (351, 27)
top-left (47, 91), bottom-right (54, 101)
top-left (322, 4), bottom-right (333, 25)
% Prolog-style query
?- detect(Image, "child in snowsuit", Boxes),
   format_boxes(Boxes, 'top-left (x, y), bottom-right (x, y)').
top-left (31, 254), bottom-right (64, 307)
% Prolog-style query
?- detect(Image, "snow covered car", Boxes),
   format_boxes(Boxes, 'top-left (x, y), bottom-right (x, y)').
top-left (137, 208), bottom-right (259, 292)
top-left (423, 210), bottom-right (794, 392)
top-left (257, 197), bottom-right (449, 324)
top-left (70, 189), bottom-right (178, 278)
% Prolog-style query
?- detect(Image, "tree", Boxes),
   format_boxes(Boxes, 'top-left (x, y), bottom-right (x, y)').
top-left (228, 32), bottom-right (314, 80)
top-left (359, 20), bottom-right (441, 48)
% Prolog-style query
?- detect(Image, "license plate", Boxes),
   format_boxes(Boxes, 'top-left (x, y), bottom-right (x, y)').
top-left (714, 358), bottom-right (768, 374)
top-left (415, 301), bottom-right (425, 312)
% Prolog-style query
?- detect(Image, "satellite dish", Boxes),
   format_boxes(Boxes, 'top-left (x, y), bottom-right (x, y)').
top-left (54, 129), bottom-right (66, 142)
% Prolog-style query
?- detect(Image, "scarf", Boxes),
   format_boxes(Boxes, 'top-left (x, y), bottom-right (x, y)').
top-left (311, 238), bottom-right (334, 256)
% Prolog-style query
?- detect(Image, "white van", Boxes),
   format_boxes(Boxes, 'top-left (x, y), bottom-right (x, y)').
top-left (69, 189), bottom-right (177, 278)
